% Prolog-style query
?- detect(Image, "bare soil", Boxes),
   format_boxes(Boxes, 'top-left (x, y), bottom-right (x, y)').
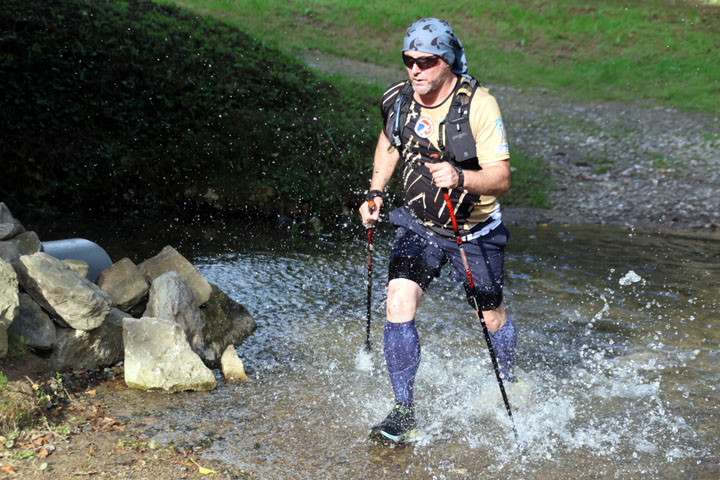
top-left (0, 354), bottom-right (253, 479)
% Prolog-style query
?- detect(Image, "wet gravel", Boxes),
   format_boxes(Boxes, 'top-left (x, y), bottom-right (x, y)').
top-left (495, 85), bottom-right (720, 233)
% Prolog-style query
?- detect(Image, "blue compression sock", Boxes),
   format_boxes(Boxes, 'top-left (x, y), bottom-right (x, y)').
top-left (383, 320), bottom-right (421, 406)
top-left (488, 316), bottom-right (517, 382)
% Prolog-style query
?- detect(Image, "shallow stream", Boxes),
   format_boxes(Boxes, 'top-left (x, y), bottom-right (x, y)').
top-left (80, 219), bottom-right (719, 479)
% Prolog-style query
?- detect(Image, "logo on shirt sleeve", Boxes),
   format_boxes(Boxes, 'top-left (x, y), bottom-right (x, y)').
top-left (415, 117), bottom-right (434, 138)
top-left (494, 118), bottom-right (509, 154)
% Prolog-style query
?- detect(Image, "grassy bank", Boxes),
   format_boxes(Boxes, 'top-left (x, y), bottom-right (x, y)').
top-left (165, 0), bottom-right (720, 113)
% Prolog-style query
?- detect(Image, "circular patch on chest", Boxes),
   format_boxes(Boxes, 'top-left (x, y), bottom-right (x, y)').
top-left (414, 117), bottom-right (434, 139)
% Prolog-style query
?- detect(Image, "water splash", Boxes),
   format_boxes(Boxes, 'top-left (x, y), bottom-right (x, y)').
top-left (619, 269), bottom-right (644, 285)
top-left (354, 346), bottom-right (375, 373)
top-left (104, 223), bottom-right (720, 479)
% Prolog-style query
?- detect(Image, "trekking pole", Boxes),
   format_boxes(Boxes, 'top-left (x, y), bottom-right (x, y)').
top-left (364, 201), bottom-right (376, 352)
top-left (442, 191), bottom-right (519, 445)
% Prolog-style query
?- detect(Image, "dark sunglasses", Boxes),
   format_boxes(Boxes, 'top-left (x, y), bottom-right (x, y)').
top-left (402, 54), bottom-right (441, 70)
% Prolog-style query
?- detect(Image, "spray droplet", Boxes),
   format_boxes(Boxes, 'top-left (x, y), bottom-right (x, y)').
top-left (619, 270), bottom-right (643, 286)
top-left (354, 347), bottom-right (374, 372)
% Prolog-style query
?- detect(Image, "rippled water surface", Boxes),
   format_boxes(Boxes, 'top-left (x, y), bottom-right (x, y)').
top-left (91, 220), bottom-right (719, 479)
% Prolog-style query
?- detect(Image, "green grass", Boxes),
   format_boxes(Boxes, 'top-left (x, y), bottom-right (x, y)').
top-left (161, 0), bottom-right (720, 113)
top-left (503, 149), bottom-right (551, 208)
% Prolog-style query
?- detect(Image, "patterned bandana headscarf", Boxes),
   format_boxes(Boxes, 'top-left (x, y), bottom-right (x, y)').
top-left (402, 18), bottom-right (468, 75)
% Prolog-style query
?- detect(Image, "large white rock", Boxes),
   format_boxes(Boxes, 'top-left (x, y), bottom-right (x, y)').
top-left (8, 293), bottom-right (56, 350)
top-left (97, 258), bottom-right (149, 311)
top-left (15, 252), bottom-right (112, 331)
top-left (123, 316), bottom-right (216, 392)
top-left (51, 307), bottom-right (125, 371)
top-left (138, 246), bottom-right (211, 306)
top-left (0, 258), bottom-right (20, 357)
top-left (144, 271), bottom-right (205, 356)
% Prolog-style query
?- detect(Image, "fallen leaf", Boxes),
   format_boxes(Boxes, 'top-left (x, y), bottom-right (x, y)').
top-left (33, 434), bottom-right (52, 446)
top-left (85, 389), bottom-right (97, 396)
top-left (36, 448), bottom-right (50, 458)
top-left (189, 457), bottom-right (217, 474)
top-left (0, 465), bottom-right (16, 475)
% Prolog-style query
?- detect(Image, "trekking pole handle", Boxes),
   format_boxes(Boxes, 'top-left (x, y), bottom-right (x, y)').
top-left (363, 200), bottom-right (377, 230)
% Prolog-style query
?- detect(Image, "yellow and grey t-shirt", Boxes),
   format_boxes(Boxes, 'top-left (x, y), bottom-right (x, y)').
top-left (381, 78), bottom-right (510, 237)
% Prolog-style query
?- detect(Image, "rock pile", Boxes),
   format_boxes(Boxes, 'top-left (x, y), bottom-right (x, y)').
top-left (0, 202), bottom-right (255, 392)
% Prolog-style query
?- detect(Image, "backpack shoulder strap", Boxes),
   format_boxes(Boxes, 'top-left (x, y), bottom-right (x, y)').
top-left (455, 75), bottom-right (479, 105)
top-left (442, 76), bottom-right (481, 165)
top-left (380, 81), bottom-right (406, 119)
top-left (381, 81), bottom-right (414, 153)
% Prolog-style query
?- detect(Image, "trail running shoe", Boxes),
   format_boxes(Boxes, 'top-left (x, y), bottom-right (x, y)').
top-left (368, 403), bottom-right (418, 444)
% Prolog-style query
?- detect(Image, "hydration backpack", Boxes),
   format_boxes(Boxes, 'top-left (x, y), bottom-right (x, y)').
top-left (382, 75), bottom-right (480, 167)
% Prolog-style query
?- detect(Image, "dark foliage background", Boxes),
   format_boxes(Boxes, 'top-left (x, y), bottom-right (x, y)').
top-left (0, 0), bottom-right (379, 221)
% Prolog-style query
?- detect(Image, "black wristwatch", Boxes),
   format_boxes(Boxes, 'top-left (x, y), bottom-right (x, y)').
top-left (365, 189), bottom-right (384, 202)
top-left (453, 165), bottom-right (464, 188)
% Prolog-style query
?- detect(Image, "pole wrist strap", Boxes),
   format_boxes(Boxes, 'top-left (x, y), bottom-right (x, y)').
top-left (366, 189), bottom-right (384, 202)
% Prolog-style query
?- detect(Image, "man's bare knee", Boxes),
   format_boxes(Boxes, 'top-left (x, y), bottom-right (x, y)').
top-left (386, 279), bottom-right (423, 323)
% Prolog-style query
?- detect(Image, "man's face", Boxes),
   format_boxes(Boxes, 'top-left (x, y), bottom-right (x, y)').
top-left (403, 51), bottom-right (452, 96)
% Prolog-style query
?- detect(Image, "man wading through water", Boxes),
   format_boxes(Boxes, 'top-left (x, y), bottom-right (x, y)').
top-left (359, 18), bottom-right (517, 444)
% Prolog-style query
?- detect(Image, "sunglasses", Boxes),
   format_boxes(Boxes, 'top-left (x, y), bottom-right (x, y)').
top-left (402, 54), bottom-right (441, 70)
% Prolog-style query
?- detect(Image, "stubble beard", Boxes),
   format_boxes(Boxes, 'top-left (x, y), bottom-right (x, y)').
top-left (411, 69), bottom-right (450, 96)
top-left (412, 76), bottom-right (441, 96)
